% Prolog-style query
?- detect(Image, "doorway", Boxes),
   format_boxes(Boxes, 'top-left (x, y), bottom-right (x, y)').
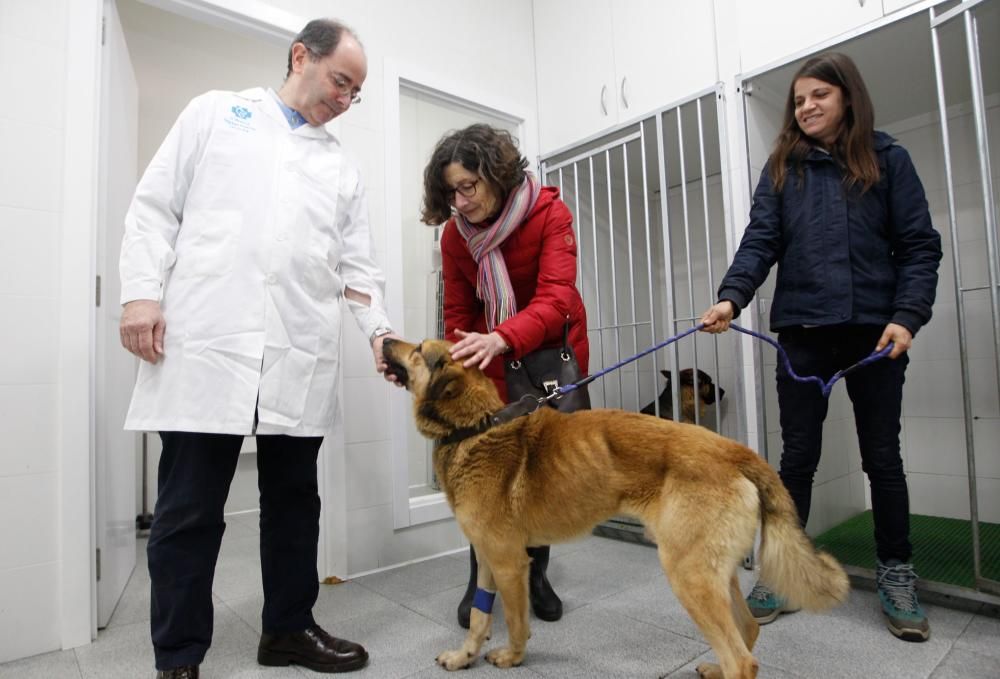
top-left (95, 0), bottom-right (315, 626)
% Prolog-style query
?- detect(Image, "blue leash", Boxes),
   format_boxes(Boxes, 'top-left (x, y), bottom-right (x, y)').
top-left (552, 322), bottom-right (894, 402)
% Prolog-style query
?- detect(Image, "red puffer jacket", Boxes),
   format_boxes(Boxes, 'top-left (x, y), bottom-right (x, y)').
top-left (441, 186), bottom-right (589, 403)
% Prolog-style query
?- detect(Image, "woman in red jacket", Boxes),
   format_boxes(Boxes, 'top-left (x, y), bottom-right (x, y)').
top-left (421, 123), bottom-right (589, 629)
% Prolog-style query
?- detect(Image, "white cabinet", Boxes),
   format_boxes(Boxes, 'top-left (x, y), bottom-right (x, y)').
top-left (882, 0), bottom-right (925, 15)
top-left (534, 0), bottom-right (717, 153)
top-left (736, 0), bottom-right (884, 73)
top-left (534, 0), bottom-right (617, 153)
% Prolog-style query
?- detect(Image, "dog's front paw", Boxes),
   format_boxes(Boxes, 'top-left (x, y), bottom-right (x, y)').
top-left (695, 662), bottom-right (723, 679)
top-left (485, 647), bottom-right (523, 668)
top-left (436, 649), bottom-right (475, 671)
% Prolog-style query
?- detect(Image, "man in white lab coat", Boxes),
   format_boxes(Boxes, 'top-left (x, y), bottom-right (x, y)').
top-left (119, 19), bottom-right (396, 679)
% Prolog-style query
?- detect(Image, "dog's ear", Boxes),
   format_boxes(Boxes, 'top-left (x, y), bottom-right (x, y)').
top-left (696, 369), bottom-right (713, 386)
top-left (660, 369), bottom-right (672, 387)
top-left (427, 370), bottom-right (463, 402)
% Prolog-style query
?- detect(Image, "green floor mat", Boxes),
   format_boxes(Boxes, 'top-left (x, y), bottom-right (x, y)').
top-left (814, 511), bottom-right (1000, 589)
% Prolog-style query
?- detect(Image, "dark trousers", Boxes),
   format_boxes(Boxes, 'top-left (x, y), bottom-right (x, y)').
top-left (775, 325), bottom-right (912, 563)
top-left (148, 431), bottom-right (323, 670)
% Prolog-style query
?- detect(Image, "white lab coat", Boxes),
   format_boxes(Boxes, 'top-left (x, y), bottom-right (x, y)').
top-left (119, 88), bottom-right (391, 436)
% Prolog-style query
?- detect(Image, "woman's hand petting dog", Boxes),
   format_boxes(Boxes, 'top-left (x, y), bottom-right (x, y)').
top-left (450, 329), bottom-right (509, 370)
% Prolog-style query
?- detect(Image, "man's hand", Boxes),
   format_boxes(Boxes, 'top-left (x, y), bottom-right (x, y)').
top-left (877, 323), bottom-right (912, 359)
top-left (373, 332), bottom-right (405, 386)
top-left (700, 300), bottom-right (735, 334)
top-left (450, 330), bottom-right (509, 370)
top-left (120, 300), bottom-right (165, 363)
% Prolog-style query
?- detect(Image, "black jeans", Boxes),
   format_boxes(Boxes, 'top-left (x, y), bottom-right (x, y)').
top-left (148, 431), bottom-right (323, 670)
top-left (775, 325), bottom-right (912, 563)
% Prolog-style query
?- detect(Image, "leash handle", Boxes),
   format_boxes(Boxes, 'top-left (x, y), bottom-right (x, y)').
top-left (550, 322), bottom-right (893, 402)
top-left (728, 324), bottom-right (893, 397)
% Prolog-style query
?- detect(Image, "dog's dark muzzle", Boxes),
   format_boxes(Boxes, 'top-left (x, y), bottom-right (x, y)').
top-left (381, 338), bottom-right (409, 386)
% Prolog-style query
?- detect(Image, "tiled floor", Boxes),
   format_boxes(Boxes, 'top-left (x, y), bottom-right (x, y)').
top-left (2, 512), bottom-right (999, 678)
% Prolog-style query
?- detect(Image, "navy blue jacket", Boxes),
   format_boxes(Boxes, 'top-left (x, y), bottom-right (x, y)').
top-left (718, 132), bottom-right (942, 335)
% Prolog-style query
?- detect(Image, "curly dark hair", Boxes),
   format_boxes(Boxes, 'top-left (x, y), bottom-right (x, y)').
top-left (420, 124), bottom-right (529, 225)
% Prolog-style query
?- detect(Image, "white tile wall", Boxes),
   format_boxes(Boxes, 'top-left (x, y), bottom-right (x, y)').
top-left (0, 384), bottom-right (58, 476)
top-left (0, 33), bottom-right (66, 130)
top-left (814, 420), bottom-right (851, 486)
top-left (972, 417), bottom-right (1000, 479)
top-left (0, 297), bottom-right (59, 384)
top-left (375, 511), bottom-right (466, 569)
top-left (345, 440), bottom-right (394, 511)
top-left (0, 474), bottom-right (58, 571)
top-left (907, 472), bottom-right (974, 521)
top-left (0, 207), bottom-right (59, 298)
top-left (345, 503), bottom-right (387, 574)
top-left (0, 119), bottom-right (64, 212)
top-left (973, 476), bottom-right (1000, 524)
top-left (342, 376), bottom-right (390, 444)
top-left (0, 0), bottom-right (66, 664)
top-left (0, 562), bottom-right (60, 664)
top-left (903, 416), bottom-right (967, 477)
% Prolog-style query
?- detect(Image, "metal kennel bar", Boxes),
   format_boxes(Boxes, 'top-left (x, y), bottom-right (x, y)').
top-left (540, 85), bottom-right (738, 543)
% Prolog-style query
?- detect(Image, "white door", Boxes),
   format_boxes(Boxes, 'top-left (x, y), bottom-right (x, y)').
top-left (95, 0), bottom-right (139, 628)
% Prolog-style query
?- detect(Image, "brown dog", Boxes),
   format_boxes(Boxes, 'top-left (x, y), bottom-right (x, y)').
top-left (640, 368), bottom-right (725, 423)
top-left (382, 338), bottom-right (848, 679)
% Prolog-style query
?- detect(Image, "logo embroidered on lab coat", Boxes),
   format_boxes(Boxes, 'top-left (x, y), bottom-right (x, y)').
top-left (225, 105), bottom-right (255, 132)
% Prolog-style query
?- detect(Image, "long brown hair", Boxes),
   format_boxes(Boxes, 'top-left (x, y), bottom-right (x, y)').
top-left (769, 52), bottom-right (879, 193)
top-left (420, 124), bottom-right (528, 225)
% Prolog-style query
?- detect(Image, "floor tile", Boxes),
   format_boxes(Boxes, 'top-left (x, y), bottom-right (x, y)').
top-left (3, 521), bottom-right (999, 679)
top-left (0, 649), bottom-right (82, 679)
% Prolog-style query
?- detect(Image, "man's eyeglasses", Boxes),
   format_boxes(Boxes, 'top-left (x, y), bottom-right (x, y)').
top-left (446, 178), bottom-right (481, 204)
top-left (307, 47), bottom-right (362, 104)
top-left (331, 71), bottom-right (362, 105)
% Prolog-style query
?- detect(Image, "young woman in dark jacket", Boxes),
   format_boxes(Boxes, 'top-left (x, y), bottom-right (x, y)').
top-left (701, 53), bottom-right (941, 642)
top-left (421, 123), bottom-right (589, 630)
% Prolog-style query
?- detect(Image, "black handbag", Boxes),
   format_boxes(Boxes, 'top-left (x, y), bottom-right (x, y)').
top-left (504, 324), bottom-right (590, 412)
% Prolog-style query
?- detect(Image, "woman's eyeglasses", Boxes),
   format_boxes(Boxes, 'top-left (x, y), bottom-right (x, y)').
top-left (446, 178), bottom-right (481, 203)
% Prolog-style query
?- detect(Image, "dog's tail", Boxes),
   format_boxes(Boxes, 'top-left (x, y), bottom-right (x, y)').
top-left (739, 458), bottom-right (850, 612)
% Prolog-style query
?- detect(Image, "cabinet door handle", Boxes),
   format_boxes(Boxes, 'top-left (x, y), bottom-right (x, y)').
top-left (600, 84), bottom-right (608, 116)
top-left (620, 76), bottom-right (629, 110)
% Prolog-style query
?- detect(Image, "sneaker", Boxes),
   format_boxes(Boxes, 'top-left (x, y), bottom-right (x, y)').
top-left (876, 560), bottom-right (930, 642)
top-left (745, 582), bottom-right (798, 624)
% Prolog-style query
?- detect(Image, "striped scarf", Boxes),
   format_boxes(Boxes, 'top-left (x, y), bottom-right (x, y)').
top-left (456, 173), bottom-right (541, 331)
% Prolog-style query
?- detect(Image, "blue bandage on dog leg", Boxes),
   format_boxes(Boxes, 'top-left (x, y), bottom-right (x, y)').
top-left (472, 587), bottom-right (496, 614)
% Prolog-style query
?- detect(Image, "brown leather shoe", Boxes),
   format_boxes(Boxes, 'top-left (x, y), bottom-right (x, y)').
top-left (156, 666), bottom-right (198, 679)
top-left (258, 624), bottom-right (368, 673)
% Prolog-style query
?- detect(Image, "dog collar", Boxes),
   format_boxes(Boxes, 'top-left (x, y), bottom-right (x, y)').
top-left (436, 396), bottom-right (544, 446)
top-left (437, 416), bottom-right (494, 446)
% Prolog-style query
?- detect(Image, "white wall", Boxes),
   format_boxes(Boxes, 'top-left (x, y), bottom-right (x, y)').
top-left (0, 0), bottom-right (73, 664)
